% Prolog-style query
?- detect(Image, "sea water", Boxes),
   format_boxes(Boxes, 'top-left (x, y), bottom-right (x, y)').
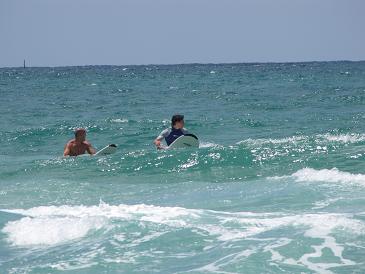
top-left (0, 62), bottom-right (365, 273)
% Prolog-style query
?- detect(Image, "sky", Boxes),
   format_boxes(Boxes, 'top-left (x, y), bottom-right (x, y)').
top-left (1, 0), bottom-right (365, 67)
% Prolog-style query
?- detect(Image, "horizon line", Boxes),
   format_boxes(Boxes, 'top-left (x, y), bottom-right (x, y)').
top-left (1, 59), bottom-right (365, 69)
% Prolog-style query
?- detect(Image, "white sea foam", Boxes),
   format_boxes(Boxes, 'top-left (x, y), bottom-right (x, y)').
top-left (293, 214), bottom-right (360, 273)
top-left (322, 133), bottom-right (365, 143)
top-left (1, 203), bottom-right (199, 246)
top-left (199, 141), bottom-right (223, 148)
top-left (2, 200), bottom-right (364, 273)
top-left (3, 203), bottom-right (197, 221)
top-left (237, 136), bottom-right (305, 146)
top-left (237, 133), bottom-right (365, 147)
top-left (2, 202), bottom-right (364, 258)
top-left (2, 216), bottom-right (106, 246)
top-left (110, 118), bottom-right (129, 123)
top-left (179, 158), bottom-right (199, 169)
top-left (290, 168), bottom-right (365, 185)
top-left (218, 213), bottom-right (363, 273)
top-left (312, 198), bottom-right (342, 209)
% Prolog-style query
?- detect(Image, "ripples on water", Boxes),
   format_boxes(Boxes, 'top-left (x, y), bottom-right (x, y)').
top-left (1, 62), bottom-right (365, 273)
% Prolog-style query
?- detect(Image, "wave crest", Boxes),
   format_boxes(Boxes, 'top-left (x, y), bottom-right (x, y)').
top-left (273, 168), bottom-right (365, 185)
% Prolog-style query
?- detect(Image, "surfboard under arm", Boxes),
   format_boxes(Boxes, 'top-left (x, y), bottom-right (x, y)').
top-left (167, 134), bottom-right (199, 149)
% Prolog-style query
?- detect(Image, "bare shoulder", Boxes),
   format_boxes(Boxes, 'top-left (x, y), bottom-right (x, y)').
top-left (83, 141), bottom-right (92, 147)
top-left (66, 139), bottom-right (76, 146)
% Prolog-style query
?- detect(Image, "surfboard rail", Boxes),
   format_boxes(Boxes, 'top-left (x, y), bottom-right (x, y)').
top-left (94, 144), bottom-right (117, 156)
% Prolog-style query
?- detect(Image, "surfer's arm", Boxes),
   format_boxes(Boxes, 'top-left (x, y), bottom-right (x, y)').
top-left (63, 143), bottom-right (71, 156)
top-left (154, 129), bottom-right (169, 149)
top-left (85, 142), bottom-right (96, 155)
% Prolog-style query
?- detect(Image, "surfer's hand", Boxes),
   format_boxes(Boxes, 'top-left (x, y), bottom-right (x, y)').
top-left (154, 139), bottom-right (162, 149)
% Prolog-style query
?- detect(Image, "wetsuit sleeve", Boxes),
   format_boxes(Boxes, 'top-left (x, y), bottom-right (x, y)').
top-left (156, 129), bottom-right (170, 141)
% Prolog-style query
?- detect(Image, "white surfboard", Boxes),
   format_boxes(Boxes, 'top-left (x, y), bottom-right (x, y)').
top-left (94, 144), bottom-right (117, 156)
top-left (168, 134), bottom-right (199, 149)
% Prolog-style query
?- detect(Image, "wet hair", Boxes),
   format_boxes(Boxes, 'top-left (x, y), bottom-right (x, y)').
top-left (171, 114), bottom-right (184, 126)
top-left (74, 128), bottom-right (86, 138)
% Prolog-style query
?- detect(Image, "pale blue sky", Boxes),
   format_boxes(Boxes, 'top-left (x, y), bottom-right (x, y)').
top-left (1, 0), bottom-right (364, 67)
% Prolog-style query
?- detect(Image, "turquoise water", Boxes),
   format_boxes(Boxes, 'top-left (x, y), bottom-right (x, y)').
top-left (1, 62), bottom-right (365, 273)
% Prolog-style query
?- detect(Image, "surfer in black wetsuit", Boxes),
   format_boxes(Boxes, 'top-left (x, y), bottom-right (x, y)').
top-left (154, 114), bottom-right (190, 149)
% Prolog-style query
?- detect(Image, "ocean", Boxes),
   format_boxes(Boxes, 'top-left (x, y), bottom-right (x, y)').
top-left (0, 62), bottom-right (365, 273)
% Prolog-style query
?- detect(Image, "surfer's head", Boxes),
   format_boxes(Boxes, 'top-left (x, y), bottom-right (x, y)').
top-left (171, 114), bottom-right (184, 129)
top-left (74, 128), bottom-right (86, 141)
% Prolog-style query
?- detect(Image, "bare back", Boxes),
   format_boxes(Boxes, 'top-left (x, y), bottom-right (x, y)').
top-left (64, 139), bottom-right (94, 156)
